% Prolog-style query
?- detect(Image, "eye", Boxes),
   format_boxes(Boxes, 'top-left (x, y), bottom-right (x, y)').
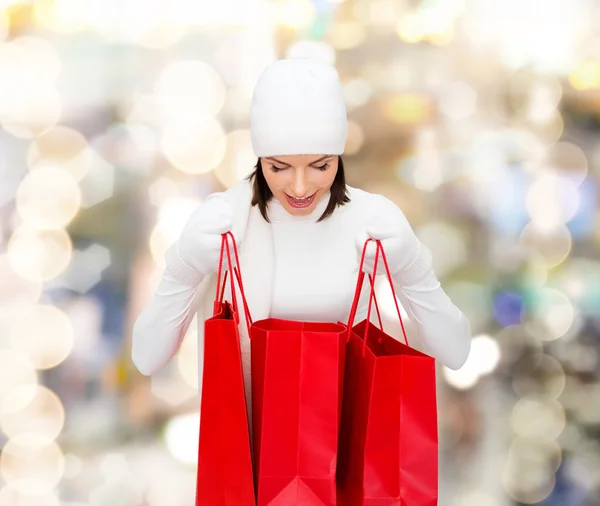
top-left (271, 165), bottom-right (287, 173)
top-left (313, 163), bottom-right (330, 171)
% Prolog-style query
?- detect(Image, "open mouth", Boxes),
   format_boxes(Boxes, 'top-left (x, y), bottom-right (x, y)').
top-left (285, 192), bottom-right (317, 209)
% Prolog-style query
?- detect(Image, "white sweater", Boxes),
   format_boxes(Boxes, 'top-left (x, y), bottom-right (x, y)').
top-left (131, 180), bottom-right (471, 396)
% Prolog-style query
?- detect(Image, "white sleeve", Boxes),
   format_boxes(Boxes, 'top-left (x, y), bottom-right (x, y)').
top-left (131, 243), bottom-right (205, 376)
top-left (392, 243), bottom-right (471, 370)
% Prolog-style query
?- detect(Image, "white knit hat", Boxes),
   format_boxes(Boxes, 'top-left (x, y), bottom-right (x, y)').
top-left (250, 58), bottom-right (347, 157)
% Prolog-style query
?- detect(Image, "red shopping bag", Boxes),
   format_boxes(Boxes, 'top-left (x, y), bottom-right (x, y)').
top-left (241, 291), bottom-right (347, 504)
top-left (196, 232), bottom-right (255, 505)
top-left (337, 239), bottom-right (438, 506)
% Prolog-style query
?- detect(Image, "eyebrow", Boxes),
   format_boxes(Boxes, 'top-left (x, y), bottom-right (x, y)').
top-left (265, 155), bottom-right (333, 167)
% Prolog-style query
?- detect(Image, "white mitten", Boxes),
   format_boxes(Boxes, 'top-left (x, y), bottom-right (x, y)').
top-left (356, 195), bottom-right (432, 286)
top-left (166, 197), bottom-right (234, 285)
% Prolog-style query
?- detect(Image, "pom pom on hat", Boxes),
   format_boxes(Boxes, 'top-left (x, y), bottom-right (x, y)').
top-left (250, 58), bottom-right (348, 157)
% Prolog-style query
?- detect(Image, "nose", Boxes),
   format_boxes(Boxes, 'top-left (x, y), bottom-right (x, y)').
top-left (291, 168), bottom-right (308, 197)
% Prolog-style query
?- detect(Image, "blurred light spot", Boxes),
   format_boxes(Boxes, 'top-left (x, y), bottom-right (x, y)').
top-left (214, 129), bottom-right (256, 188)
top-left (528, 110), bottom-right (564, 145)
top-left (569, 61), bottom-right (600, 90)
top-left (0, 254), bottom-right (42, 320)
top-left (526, 173), bottom-right (580, 229)
top-left (164, 412), bottom-right (200, 465)
top-left (78, 151), bottom-right (115, 209)
top-left (396, 12), bottom-right (422, 43)
top-left (99, 454), bottom-right (130, 482)
top-left (150, 374), bottom-right (196, 406)
top-left (62, 453), bottom-right (82, 480)
top-left (7, 36), bottom-right (61, 84)
top-left (275, 0), bottom-right (316, 29)
top-left (552, 258), bottom-right (600, 317)
top-left (177, 317), bottom-right (198, 389)
top-left (1, 88), bottom-right (61, 139)
top-left (511, 396), bottom-right (566, 440)
top-left (439, 81), bottom-right (477, 121)
top-left (522, 254), bottom-right (548, 288)
top-left (16, 167), bottom-right (81, 230)
top-left (161, 116), bottom-right (226, 174)
top-left (492, 291), bottom-right (525, 327)
top-left (442, 363), bottom-right (479, 390)
top-left (87, 0), bottom-right (184, 50)
top-left (148, 177), bottom-right (180, 208)
top-left (137, 22), bottom-right (187, 49)
top-left (0, 385), bottom-right (65, 440)
top-left (222, 88), bottom-right (253, 124)
top-left (532, 288), bottom-right (575, 341)
top-left (382, 93), bottom-right (433, 125)
top-left (343, 78), bottom-right (372, 109)
top-left (7, 227), bottom-right (72, 282)
top-left (149, 227), bottom-right (172, 269)
top-left (327, 21), bottom-right (366, 50)
top-left (345, 120), bottom-right (364, 155)
top-left (443, 333), bottom-right (500, 389)
top-left (503, 438), bottom-right (559, 503)
top-left (146, 470), bottom-right (196, 506)
top-left (49, 243), bottom-right (111, 294)
top-left (155, 61), bottom-right (226, 119)
top-left (34, 0), bottom-right (87, 33)
top-left (89, 477), bottom-right (142, 506)
top-left (0, 351), bottom-right (37, 406)
top-left (91, 122), bottom-right (158, 176)
top-left (471, 334), bottom-right (501, 375)
top-left (525, 80), bottom-right (563, 124)
top-left (411, 127), bottom-right (443, 191)
top-left (544, 141), bottom-right (588, 186)
top-left (397, 7), bottom-right (455, 45)
top-left (0, 434), bottom-right (65, 495)
top-left (157, 197), bottom-right (200, 243)
top-left (0, 484), bottom-right (59, 506)
top-left (285, 40), bottom-right (335, 65)
top-left (27, 126), bottom-right (92, 182)
top-left (520, 222), bottom-right (572, 268)
top-left (417, 222), bottom-right (467, 278)
top-left (0, 11), bottom-right (9, 41)
top-left (9, 304), bottom-right (74, 370)
top-left (512, 354), bottom-right (566, 399)
top-left (0, 37), bottom-right (62, 138)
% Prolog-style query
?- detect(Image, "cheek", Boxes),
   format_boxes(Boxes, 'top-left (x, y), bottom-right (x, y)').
top-left (315, 166), bottom-right (338, 189)
top-left (262, 170), bottom-right (287, 192)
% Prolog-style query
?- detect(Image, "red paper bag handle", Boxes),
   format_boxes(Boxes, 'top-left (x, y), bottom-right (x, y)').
top-left (347, 238), bottom-right (408, 348)
top-left (213, 232), bottom-right (253, 335)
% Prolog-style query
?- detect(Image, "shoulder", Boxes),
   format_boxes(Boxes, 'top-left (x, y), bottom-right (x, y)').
top-left (345, 185), bottom-right (406, 219)
top-left (206, 178), bottom-right (253, 208)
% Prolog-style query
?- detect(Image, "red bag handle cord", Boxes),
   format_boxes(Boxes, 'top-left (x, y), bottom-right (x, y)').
top-left (215, 234), bottom-right (238, 313)
top-left (346, 239), bottom-right (380, 334)
top-left (347, 239), bottom-right (408, 346)
top-left (225, 231), bottom-right (253, 333)
top-left (214, 232), bottom-right (253, 334)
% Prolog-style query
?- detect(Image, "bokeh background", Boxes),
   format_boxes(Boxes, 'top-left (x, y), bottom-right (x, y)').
top-left (1, 0), bottom-right (600, 504)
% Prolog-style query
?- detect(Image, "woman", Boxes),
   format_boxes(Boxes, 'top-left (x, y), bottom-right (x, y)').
top-left (131, 59), bottom-right (471, 403)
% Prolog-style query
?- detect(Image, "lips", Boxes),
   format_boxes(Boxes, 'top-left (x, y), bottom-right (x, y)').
top-left (285, 192), bottom-right (317, 209)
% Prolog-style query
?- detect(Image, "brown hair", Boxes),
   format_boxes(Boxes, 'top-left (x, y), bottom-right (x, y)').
top-left (247, 156), bottom-right (351, 223)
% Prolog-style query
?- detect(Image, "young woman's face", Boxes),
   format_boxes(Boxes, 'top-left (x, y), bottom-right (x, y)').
top-left (261, 154), bottom-right (339, 216)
